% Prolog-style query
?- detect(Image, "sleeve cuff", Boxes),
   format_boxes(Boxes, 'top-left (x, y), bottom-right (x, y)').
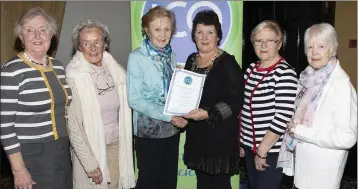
top-left (163, 114), bottom-right (172, 122)
top-left (268, 126), bottom-right (285, 136)
top-left (83, 157), bottom-right (100, 173)
top-left (205, 102), bottom-right (233, 127)
top-left (4, 144), bottom-right (21, 156)
top-left (215, 102), bottom-right (233, 120)
top-left (294, 124), bottom-right (316, 144)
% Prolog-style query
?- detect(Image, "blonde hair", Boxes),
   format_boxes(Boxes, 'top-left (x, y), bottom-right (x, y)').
top-left (141, 6), bottom-right (176, 37)
top-left (251, 20), bottom-right (284, 44)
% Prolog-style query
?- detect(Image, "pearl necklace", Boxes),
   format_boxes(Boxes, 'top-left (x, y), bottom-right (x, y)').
top-left (23, 52), bottom-right (49, 66)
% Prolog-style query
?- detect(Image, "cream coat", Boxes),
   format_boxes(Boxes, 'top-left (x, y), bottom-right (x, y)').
top-left (66, 51), bottom-right (136, 189)
top-left (293, 62), bottom-right (357, 189)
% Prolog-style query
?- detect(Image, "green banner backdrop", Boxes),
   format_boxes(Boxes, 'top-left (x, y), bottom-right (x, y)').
top-left (130, 1), bottom-right (243, 188)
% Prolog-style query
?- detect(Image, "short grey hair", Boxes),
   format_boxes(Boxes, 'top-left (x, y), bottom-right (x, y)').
top-left (304, 23), bottom-right (338, 57)
top-left (72, 19), bottom-right (110, 51)
top-left (14, 7), bottom-right (57, 39)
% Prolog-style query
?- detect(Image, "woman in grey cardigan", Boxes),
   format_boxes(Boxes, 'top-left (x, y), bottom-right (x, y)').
top-left (1, 7), bottom-right (72, 189)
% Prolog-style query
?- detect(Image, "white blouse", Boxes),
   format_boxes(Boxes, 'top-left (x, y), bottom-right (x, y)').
top-left (91, 64), bottom-right (120, 144)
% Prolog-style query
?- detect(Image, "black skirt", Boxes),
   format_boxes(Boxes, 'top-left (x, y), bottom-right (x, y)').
top-left (183, 117), bottom-right (240, 175)
top-left (21, 137), bottom-right (73, 189)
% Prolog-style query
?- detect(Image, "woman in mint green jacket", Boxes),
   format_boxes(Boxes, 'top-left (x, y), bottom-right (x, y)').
top-left (126, 6), bottom-right (187, 189)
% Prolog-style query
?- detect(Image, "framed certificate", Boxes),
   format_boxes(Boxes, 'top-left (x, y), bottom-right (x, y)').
top-left (163, 68), bottom-right (206, 115)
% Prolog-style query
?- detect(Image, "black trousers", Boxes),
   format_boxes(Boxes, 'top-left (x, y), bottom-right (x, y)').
top-left (244, 147), bottom-right (283, 189)
top-left (22, 137), bottom-right (72, 189)
top-left (135, 133), bottom-right (180, 189)
top-left (195, 171), bottom-right (232, 189)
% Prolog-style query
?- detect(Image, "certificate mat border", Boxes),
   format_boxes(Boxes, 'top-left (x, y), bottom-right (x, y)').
top-left (163, 69), bottom-right (206, 115)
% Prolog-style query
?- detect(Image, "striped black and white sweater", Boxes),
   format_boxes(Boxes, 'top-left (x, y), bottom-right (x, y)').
top-left (1, 53), bottom-right (72, 155)
top-left (240, 60), bottom-right (298, 153)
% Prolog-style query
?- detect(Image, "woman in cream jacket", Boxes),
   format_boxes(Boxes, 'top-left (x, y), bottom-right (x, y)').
top-left (66, 19), bottom-right (136, 189)
top-left (283, 23), bottom-right (357, 189)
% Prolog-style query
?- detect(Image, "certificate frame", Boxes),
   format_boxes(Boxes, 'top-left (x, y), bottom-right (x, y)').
top-left (163, 69), bottom-right (206, 115)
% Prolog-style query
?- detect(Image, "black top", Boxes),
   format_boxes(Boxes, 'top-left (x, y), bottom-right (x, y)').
top-left (183, 51), bottom-right (244, 175)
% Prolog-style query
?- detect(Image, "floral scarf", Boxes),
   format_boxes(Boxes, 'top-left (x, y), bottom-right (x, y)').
top-left (294, 56), bottom-right (337, 126)
top-left (277, 56), bottom-right (337, 176)
top-left (143, 38), bottom-right (173, 100)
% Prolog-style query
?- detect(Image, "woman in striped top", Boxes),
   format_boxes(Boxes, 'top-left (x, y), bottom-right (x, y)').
top-left (239, 20), bottom-right (298, 189)
top-left (1, 7), bottom-right (72, 189)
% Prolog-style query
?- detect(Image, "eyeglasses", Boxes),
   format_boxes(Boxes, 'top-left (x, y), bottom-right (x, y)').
top-left (254, 39), bottom-right (278, 46)
top-left (81, 41), bottom-right (104, 50)
top-left (22, 26), bottom-right (50, 37)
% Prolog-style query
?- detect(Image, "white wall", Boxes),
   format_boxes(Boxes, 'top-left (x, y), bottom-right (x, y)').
top-left (56, 1), bottom-right (131, 68)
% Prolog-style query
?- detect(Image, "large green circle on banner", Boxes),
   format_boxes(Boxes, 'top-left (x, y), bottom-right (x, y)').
top-left (131, 1), bottom-right (243, 66)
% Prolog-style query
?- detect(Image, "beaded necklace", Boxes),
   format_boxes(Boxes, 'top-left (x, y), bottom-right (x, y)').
top-left (23, 51), bottom-right (49, 66)
top-left (191, 49), bottom-right (223, 75)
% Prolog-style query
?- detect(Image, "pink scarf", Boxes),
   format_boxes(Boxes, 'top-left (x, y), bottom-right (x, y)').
top-left (294, 56), bottom-right (337, 126)
top-left (277, 57), bottom-right (337, 175)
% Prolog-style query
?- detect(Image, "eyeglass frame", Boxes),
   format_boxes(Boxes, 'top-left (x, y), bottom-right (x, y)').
top-left (21, 26), bottom-right (51, 37)
top-left (97, 82), bottom-right (115, 95)
top-left (253, 39), bottom-right (279, 46)
top-left (80, 40), bottom-right (105, 50)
